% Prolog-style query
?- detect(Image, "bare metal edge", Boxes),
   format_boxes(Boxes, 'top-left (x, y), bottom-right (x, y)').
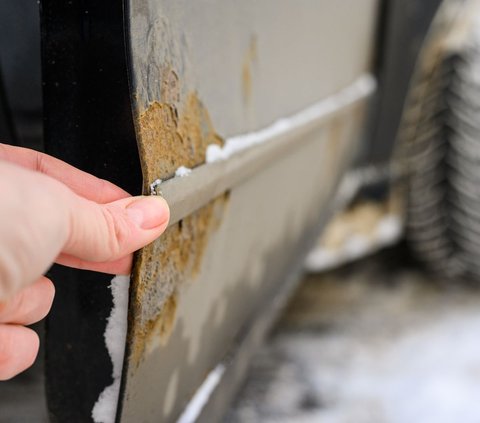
top-left (160, 74), bottom-right (376, 227)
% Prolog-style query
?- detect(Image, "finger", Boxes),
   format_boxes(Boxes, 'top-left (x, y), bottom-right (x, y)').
top-left (63, 195), bottom-right (169, 263)
top-left (0, 143), bottom-right (130, 203)
top-left (0, 162), bottom-right (168, 300)
top-left (0, 325), bottom-right (39, 380)
top-left (0, 277), bottom-right (55, 325)
top-left (55, 253), bottom-right (133, 275)
top-left (0, 162), bottom-right (69, 299)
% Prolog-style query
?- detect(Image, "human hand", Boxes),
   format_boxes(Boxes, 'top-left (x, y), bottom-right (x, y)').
top-left (0, 144), bottom-right (169, 379)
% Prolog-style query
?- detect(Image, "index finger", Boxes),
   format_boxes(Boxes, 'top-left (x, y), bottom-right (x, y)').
top-left (0, 143), bottom-right (131, 203)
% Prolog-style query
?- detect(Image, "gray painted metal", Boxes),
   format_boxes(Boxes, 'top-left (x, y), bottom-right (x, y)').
top-left (119, 1), bottom-right (379, 422)
top-left (161, 76), bottom-right (375, 227)
top-left (126, 0), bottom-right (378, 137)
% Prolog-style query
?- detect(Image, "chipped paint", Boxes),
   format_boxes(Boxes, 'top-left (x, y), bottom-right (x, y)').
top-left (118, 2), bottom-right (379, 420)
top-left (128, 66), bottom-right (233, 367)
top-left (241, 36), bottom-right (257, 105)
top-left (128, 193), bottom-right (229, 366)
top-left (137, 92), bottom-right (223, 186)
top-left (160, 68), bottom-right (181, 105)
top-left (128, 73), bottom-right (375, 366)
top-left (144, 293), bottom-right (178, 355)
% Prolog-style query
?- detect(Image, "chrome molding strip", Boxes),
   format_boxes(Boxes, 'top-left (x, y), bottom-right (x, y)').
top-left (176, 364), bottom-right (226, 423)
top-left (157, 74), bottom-right (376, 226)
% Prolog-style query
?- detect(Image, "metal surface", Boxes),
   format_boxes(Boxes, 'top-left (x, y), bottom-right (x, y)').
top-left (127, 1), bottom-right (378, 140)
top-left (119, 2), bottom-right (379, 422)
top-left (160, 76), bottom-right (375, 227)
top-left (122, 100), bottom-right (372, 423)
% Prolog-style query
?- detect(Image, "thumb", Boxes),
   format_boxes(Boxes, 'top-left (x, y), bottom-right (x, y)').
top-left (63, 195), bottom-right (169, 263)
top-left (0, 161), bottom-right (168, 301)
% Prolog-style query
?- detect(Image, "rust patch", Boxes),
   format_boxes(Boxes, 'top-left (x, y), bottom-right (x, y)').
top-left (129, 68), bottom-right (231, 366)
top-left (144, 294), bottom-right (177, 355)
top-left (129, 194), bottom-right (229, 366)
top-left (136, 92), bottom-right (223, 188)
top-left (242, 36), bottom-right (257, 105)
top-left (160, 68), bottom-right (180, 105)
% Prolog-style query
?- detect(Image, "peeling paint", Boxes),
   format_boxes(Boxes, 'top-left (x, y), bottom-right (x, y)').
top-left (137, 92), bottom-right (223, 186)
top-left (241, 36), bottom-right (257, 105)
top-left (144, 294), bottom-right (178, 356)
top-left (129, 194), bottom-right (229, 366)
top-left (129, 67), bottom-right (232, 367)
top-left (160, 68), bottom-right (180, 105)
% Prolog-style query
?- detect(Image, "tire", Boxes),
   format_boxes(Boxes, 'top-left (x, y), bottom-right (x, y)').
top-left (400, 0), bottom-right (480, 280)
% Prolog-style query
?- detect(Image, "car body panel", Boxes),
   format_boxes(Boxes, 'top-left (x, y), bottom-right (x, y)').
top-left (119, 1), bottom-right (378, 421)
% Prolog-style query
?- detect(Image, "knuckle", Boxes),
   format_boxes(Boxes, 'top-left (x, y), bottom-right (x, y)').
top-left (34, 151), bottom-right (49, 174)
top-left (101, 207), bottom-right (131, 261)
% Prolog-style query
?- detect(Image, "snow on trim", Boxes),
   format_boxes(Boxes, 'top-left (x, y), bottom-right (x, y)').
top-left (206, 75), bottom-right (376, 163)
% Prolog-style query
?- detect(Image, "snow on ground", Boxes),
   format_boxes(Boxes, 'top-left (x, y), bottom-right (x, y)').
top-left (227, 250), bottom-right (480, 423)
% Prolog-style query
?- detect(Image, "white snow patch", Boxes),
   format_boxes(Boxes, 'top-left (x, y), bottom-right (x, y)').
top-left (343, 235), bottom-right (371, 261)
top-left (233, 281), bottom-right (480, 423)
top-left (305, 215), bottom-right (403, 272)
top-left (205, 74), bottom-right (376, 163)
top-left (376, 215), bottom-right (403, 245)
top-left (308, 311), bottom-right (480, 423)
top-left (175, 166), bottom-right (192, 177)
top-left (176, 364), bottom-right (225, 423)
top-left (92, 275), bottom-right (130, 423)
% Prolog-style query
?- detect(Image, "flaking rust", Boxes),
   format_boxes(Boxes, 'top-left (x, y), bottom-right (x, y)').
top-left (128, 70), bottom-right (229, 366)
top-left (129, 194), bottom-right (228, 366)
top-left (136, 90), bottom-right (223, 189)
top-left (242, 36), bottom-right (257, 105)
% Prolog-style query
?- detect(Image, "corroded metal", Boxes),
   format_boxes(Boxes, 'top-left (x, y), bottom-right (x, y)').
top-left (129, 194), bottom-right (229, 367)
top-left (119, 1), bottom-right (379, 422)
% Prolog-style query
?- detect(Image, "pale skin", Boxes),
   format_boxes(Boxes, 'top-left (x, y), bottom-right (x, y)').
top-left (0, 143), bottom-right (170, 380)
